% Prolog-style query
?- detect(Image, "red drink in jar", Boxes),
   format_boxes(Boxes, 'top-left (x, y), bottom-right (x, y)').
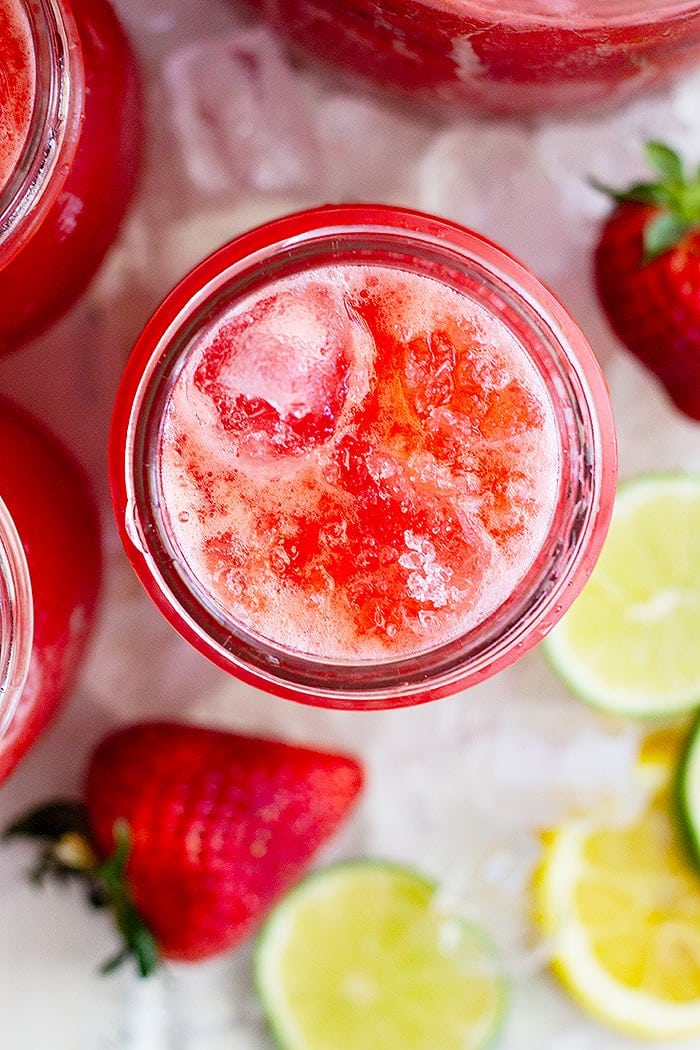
top-left (0, 398), bottom-right (101, 782)
top-left (0, 0), bottom-right (34, 193)
top-left (246, 0), bottom-right (700, 117)
top-left (111, 205), bottom-right (617, 709)
top-left (0, 0), bottom-right (141, 353)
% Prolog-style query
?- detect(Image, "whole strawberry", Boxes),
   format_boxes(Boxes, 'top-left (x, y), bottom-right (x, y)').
top-left (4, 722), bottom-right (363, 974)
top-left (593, 141), bottom-right (700, 420)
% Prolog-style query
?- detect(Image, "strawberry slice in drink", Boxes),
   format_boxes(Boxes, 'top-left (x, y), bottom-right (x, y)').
top-left (400, 315), bottom-right (547, 543)
top-left (274, 432), bottom-right (492, 646)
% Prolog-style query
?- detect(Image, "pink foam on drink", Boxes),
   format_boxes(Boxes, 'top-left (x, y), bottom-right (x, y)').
top-left (0, 0), bottom-right (35, 193)
top-left (159, 265), bottom-right (560, 661)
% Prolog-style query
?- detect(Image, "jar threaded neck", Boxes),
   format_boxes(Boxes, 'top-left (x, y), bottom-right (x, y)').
top-left (0, 496), bottom-right (33, 737)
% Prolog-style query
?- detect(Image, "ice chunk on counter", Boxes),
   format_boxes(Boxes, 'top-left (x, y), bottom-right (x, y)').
top-left (164, 27), bottom-right (319, 194)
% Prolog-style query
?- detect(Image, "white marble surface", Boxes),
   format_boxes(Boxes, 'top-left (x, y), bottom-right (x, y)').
top-left (1, 2), bottom-right (700, 1046)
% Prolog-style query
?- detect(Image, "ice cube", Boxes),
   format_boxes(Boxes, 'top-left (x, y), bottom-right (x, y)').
top-left (415, 122), bottom-right (574, 280)
top-left (535, 119), bottom-right (652, 226)
top-left (315, 92), bottom-right (435, 201)
top-left (399, 532), bottom-right (453, 607)
top-left (192, 280), bottom-right (355, 454)
top-left (362, 672), bottom-right (642, 873)
top-left (117, 0), bottom-right (251, 62)
top-left (673, 67), bottom-right (700, 148)
top-left (164, 27), bottom-right (320, 195)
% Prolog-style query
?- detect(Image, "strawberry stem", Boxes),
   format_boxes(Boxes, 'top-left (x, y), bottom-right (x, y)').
top-left (4, 803), bottom-right (161, 978)
top-left (592, 140), bottom-right (700, 264)
top-left (97, 820), bottom-right (161, 978)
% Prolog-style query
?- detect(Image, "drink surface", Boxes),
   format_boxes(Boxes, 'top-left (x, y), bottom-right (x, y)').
top-left (0, 0), bottom-right (35, 193)
top-left (160, 264), bottom-right (560, 662)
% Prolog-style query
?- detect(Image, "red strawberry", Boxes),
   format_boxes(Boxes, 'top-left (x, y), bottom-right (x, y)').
top-left (593, 141), bottom-right (700, 420)
top-left (4, 721), bottom-right (363, 974)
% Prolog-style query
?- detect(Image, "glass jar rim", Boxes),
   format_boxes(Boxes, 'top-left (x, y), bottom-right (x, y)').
top-left (0, 495), bottom-right (33, 737)
top-left (0, 0), bottom-right (82, 257)
top-left (425, 0), bottom-right (699, 26)
top-left (112, 204), bottom-right (618, 708)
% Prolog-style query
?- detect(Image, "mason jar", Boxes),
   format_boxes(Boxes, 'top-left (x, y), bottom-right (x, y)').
top-left (0, 398), bottom-right (101, 782)
top-left (110, 204), bottom-right (617, 709)
top-left (0, 0), bottom-right (141, 353)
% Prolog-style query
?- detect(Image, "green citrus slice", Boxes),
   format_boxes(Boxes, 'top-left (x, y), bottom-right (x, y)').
top-left (543, 474), bottom-right (700, 717)
top-left (254, 861), bottom-right (507, 1050)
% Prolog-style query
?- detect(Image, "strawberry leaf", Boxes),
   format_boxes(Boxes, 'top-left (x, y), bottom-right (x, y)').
top-left (96, 818), bottom-right (131, 887)
top-left (3, 800), bottom-right (92, 842)
top-left (100, 947), bottom-right (131, 975)
top-left (679, 180), bottom-right (700, 223)
top-left (4, 800), bottom-right (99, 882)
top-left (592, 141), bottom-right (700, 248)
top-left (643, 212), bottom-right (692, 262)
top-left (620, 183), bottom-right (673, 207)
top-left (645, 141), bottom-right (684, 181)
top-left (589, 177), bottom-right (672, 208)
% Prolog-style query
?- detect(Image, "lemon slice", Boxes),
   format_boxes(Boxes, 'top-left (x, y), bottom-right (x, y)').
top-left (255, 861), bottom-right (507, 1050)
top-left (536, 744), bottom-right (700, 1039)
top-left (543, 474), bottom-right (700, 717)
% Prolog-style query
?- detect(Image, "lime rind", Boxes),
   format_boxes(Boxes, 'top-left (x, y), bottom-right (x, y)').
top-left (676, 715), bottom-right (700, 870)
top-left (542, 642), bottom-right (700, 719)
top-left (542, 473), bottom-right (700, 719)
top-left (255, 859), bottom-right (508, 1050)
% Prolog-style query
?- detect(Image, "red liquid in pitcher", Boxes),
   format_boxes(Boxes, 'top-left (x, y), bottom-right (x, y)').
top-left (248, 0), bottom-right (700, 116)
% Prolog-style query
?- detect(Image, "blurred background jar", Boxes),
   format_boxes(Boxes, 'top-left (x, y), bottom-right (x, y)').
top-left (0, 398), bottom-right (101, 783)
top-left (244, 0), bottom-right (700, 118)
top-left (0, 0), bottom-right (142, 354)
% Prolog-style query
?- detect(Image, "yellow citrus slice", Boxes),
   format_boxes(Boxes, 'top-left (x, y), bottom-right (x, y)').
top-left (535, 742), bottom-right (700, 1038)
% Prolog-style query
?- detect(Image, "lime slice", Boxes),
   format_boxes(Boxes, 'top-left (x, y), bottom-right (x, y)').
top-left (543, 473), bottom-right (700, 717)
top-left (535, 741), bottom-right (700, 1039)
top-left (677, 715), bottom-right (700, 868)
top-left (255, 860), bottom-right (507, 1050)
